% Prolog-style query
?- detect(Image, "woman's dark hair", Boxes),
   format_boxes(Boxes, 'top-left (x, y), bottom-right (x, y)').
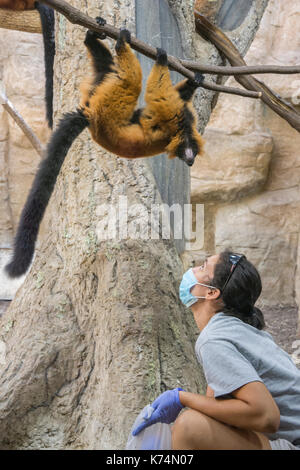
top-left (211, 250), bottom-right (265, 330)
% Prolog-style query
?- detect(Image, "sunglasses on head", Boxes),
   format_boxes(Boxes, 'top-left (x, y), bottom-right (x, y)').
top-left (220, 253), bottom-right (245, 293)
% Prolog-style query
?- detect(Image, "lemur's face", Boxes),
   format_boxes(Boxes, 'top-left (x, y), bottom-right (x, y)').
top-left (176, 139), bottom-right (199, 166)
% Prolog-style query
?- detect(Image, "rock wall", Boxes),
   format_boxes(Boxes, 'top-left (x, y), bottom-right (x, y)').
top-left (187, 0), bottom-right (300, 312)
top-left (0, 29), bottom-right (50, 299)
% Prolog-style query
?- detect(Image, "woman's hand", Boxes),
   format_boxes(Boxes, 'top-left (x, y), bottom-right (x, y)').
top-left (132, 388), bottom-right (185, 436)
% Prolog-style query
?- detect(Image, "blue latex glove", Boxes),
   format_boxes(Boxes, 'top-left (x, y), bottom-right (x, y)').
top-left (132, 388), bottom-right (185, 436)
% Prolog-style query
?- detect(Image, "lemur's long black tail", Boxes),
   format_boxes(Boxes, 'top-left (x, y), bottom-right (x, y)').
top-left (5, 110), bottom-right (89, 278)
top-left (35, 2), bottom-right (55, 128)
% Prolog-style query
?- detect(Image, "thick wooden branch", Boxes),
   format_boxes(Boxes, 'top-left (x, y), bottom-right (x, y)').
top-left (39, 0), bottom-right (260, 99)
top-left (182, 61), bottom-right (300, 76)
top-left (0, 83), bottom-right (45, 157)
top-left (194, 12), bottom-right (300, 133)
top-left (0, 9), bottom-right (41, 33)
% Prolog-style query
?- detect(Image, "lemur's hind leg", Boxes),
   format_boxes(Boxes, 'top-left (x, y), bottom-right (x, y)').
top-left (144, 47), bottom-right (172, 94)
top-left (87, 28), bottom-right (143, 144)
top-left (115, 28), bottom-right (131, 53)
top-left (144, 48), bottom-right (176, 104)
top-left (80, 18), bottom-right (114, 110)
top-left (175, 73), bottom-right (204, 102)
top-left (92, 28), bottom-right (143, 126)
top-left (84, 17), bottom-right (114, 85)
top-left (114, 29), bottom-right (143, 95)
top-left (143, 48), bottom-right (183, 122)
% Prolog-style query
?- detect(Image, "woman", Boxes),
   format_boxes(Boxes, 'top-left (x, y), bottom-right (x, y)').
top-left (132, 251), bottom-right (300, 450)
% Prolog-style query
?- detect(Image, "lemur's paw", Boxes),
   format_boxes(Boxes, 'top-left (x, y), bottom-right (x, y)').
top-left (95, 16), bottom-right (107, 39)
top-left (120, 29), bottom-right (131, 43)
top-left (156, 48), bottom-right (168, 66)
top-left (84, 17), bottom-right (106, 43)
top-left (96, 16), bottom-right (106, 27)
top-left (115, 29), bottom-right (131, 52)
top-left (193, 72), bottom-right (204, 87)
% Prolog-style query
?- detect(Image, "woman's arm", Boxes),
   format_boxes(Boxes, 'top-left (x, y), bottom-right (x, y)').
top-left (180, 381), bottom-right (280, 434)
top-left (206, 385), bottom-right (214, 398)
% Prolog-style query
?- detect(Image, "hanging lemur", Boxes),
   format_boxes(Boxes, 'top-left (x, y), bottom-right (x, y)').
top-left (0, 0), bottom-right (55, 128)
top-left (5, 18), bottom-right (205, 278)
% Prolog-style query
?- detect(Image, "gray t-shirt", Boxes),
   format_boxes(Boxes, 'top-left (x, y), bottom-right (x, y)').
top-left (195, 312), bottom-right (300, 447)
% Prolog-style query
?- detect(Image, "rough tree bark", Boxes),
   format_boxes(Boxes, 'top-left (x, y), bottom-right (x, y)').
top-left (0, 0), bottom-right (269, 449)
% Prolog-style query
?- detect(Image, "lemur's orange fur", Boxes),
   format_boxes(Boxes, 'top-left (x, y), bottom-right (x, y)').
top-left (80, 36), bottom-right (204, 159)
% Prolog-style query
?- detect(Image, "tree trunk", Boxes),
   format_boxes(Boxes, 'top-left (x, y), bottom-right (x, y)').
top-left (0, 0), bottom-right (269, 449)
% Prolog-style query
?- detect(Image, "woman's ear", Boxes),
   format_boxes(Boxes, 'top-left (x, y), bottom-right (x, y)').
top-left (208, 288), bottom-right (221, 300)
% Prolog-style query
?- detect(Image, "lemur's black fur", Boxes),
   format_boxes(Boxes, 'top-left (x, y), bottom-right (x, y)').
top-left (5, 111), bottom-right (88, 278)
top-left (35, 2), bottom-right (55, 128)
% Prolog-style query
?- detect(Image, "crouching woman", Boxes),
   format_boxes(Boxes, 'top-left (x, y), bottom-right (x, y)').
top-left (132, 251), bottom-right (300, 450)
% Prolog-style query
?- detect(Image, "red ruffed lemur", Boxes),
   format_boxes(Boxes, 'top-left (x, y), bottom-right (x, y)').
top-left (0, 0), bottom-right (55, 128)
top-left (5, 17), bottom-right (205, 278)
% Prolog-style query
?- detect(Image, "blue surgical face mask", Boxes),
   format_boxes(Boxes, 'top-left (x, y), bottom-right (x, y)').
top-left (179, 268), bottom-right (215, 307)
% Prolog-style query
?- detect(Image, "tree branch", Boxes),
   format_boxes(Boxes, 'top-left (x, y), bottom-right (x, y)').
top-left (194, 12), bottom-right (300, 133)
top-left (182, 61), bottom-right (300, 76)
top-left (0, 83), bottom-right (45, 157)
top-left (1, 4), bottom-right (299, 78)
top-left (39, 0), bottom-right (261, 99)
top-left (0, 9), bottom-right (41, 33)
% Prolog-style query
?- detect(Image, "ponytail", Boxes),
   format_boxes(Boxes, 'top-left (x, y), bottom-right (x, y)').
top-left (222, 305), bottom-right (265, 330)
